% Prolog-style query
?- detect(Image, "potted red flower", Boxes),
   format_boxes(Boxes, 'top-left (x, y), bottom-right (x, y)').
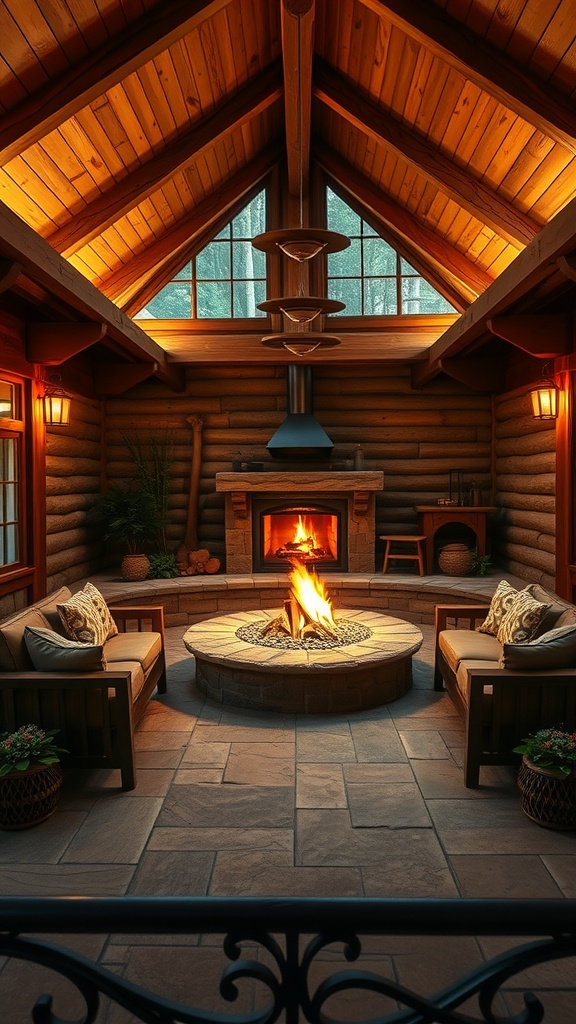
top-left (0, 724), bottom-right (67, 829)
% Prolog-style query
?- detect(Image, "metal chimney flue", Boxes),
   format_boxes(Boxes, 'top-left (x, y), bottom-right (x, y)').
top-left (267, 365), bottom-right (334, 460)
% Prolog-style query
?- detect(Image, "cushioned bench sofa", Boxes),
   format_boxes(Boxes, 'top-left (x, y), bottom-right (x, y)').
top-left (0, 583), bottom-right (166, 790)
top-left (434, 580), bottom-right (576, 787)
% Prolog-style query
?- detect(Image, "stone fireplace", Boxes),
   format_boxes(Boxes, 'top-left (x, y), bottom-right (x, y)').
top-left (216, 471), bottom-right (384, 574)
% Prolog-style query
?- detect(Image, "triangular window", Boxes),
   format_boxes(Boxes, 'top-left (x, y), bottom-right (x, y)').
top-left (135, 190), bottom-right (267, 319)
top-left (326, 187), bottom-right (455, 315)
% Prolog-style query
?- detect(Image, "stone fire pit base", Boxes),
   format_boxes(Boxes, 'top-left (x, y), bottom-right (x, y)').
top-left (183, 609), bottom-right (423, 713)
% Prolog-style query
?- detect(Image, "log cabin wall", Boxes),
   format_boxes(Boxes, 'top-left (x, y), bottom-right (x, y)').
top-left (45, 395), bottom-right (104, 594)
top-left (102, 364), bottom-right (494, 572)
top-left (492, 387), bottom-right (556, 591)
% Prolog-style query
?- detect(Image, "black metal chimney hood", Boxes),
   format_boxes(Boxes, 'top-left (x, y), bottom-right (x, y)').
top-left (267, 365), bottom-right (334, 460)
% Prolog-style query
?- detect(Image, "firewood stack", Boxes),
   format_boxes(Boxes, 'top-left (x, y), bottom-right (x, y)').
top-left (175, 544), bottom-right (221, 576)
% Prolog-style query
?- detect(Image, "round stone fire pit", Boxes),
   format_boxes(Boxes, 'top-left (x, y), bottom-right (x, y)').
top-left (183, 609), bottom-right (423, 713)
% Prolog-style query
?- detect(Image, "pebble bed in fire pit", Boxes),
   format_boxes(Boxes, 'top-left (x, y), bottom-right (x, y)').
top-left (183, 609), bottom-right (423, 713)
top-left (236, 618), bottom-right (373, 650)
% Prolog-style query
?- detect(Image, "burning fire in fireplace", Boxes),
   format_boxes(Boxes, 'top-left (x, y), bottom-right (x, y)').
top-left (269, 511), bottom-right (337, 564)
top-left (263, 560), bottom-right (337, 641)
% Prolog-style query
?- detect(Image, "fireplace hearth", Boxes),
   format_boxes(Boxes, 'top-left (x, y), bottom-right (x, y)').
top-left (216, 471), bottom-right (384, 574)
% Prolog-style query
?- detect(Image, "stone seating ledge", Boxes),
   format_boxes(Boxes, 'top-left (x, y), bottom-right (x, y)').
top-left (74, 570), bottom-right (528, 628)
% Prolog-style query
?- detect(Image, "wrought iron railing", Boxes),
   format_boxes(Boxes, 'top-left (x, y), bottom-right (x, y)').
top-left (0, 896), bottom-right (575, 1023)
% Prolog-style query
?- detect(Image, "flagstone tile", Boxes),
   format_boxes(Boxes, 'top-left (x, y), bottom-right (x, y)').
top-left (347, 782), bottom-right (432, 828)
top-left (343, 763), bottom-right (414, 784)
top-left (540, 855), bottom-right (576, 897)
top-left (0, 812), bottom-right (87, 865)
top-left (181, 740), bottom-right (230, 766)
top-left (156, 785), bottom-right (294, 829)
top-left (449, 854), bottom-right (564, 898)
top-left (296, 763), bottom-right (346, 807)
top-left (135, 731), bottom-right (191, 751)
top-left (0, 863), bottom-right (134, 895)
top-left (210, 850), bottom-right (361, 896)
top-left (296, 808), bottom-right (444, 866)
top-left (147, 826), bottom-right (293, 854)
top-left (223, 742), bottom-right (295, 785)
top-left (349, 719), bottom-right (409, 762)
top-left (410, 759), bottom-right (516, 799)
top-left (61, 797), bottom-right (162, 864)
top-left (128, 850), bottom-right (214, 895)
top-left (362, 849), bottom-right (458, 897)
top-left (296, 726), bottom-right (357, 762)
top-left (399, 730), bottom-right (451, 759)
top-left (427, 799), bottom-right (576, 854)
top-left (173, 769), bottom-right (224, 784)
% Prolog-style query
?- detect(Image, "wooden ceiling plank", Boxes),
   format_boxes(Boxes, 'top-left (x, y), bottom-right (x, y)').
top-left (47, 63), bottom-right (283, 256)
top-left (487, 314), bottom-right (571, 356)
top-left (0, 0), bottom-right (232, 166)
top-left (361, 0), bottom-right (576, 155)
top-left (93, 362), bottom-right (159, 394)
top-left (316, 145), bottom-right (493, 302)
top-left (27, 322), bottom-right (107, 364)
top-left (314, 58), bottom-right (538, 248)
top-left (281, 0), bottom-right (315, 199)
top-left (102, 145), bottom-right (283, 305)
top-left (412, 193), bottom-right (576, 385)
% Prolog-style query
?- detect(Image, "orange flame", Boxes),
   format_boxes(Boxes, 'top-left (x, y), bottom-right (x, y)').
top-left (289, 561), bottom-right (336, 631)
top-left (293, 515), bottom-right (316, 548)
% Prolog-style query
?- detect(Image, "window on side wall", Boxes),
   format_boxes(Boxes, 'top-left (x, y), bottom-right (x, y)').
top-left (0, 379), bottom-right (24, 572)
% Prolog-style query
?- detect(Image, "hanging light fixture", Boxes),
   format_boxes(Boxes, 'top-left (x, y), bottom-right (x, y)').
top-left (261, 332), bottom-right (342, 356)
top-left (530, 363), bottom-right (559, 420)
top-left (42, 374), bottom-right (71, 426)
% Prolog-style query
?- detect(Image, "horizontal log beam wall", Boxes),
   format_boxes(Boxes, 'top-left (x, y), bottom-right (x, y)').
top-left (493, 388), bottom-right (556, 590)
top-left (102, 366), bottom-right (494, 572)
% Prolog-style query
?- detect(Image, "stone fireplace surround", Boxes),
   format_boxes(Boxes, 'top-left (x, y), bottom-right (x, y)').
top-left (216, 471), bottom-right (384, 574)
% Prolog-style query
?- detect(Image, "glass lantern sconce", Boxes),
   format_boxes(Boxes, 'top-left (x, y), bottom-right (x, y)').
top-left (530, 364), bottom-right (559, 420)
top-left (42, 375), bottom-right (71, 426)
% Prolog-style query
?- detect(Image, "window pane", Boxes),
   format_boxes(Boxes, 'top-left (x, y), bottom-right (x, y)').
top-left (328, 238), bottom-right (361, 276)
top-left (196, 241), bottom-right (230, 279)
top-left (326, 187), bottom-right (361, 235)
top-left (174, 261), bottom-right (192, 280)
top-left (400, 258), bottom-right (418, 275)
top-left (0, 437), bottom-right (19, 566)
top-left (215, 224), bottom-right (230, 240)
top-left (234, 280), bottom-right (266, 317)
top-left (365, 277), bottom-right (397, 315)
top-left (402, 277), bottom-right (455, 313)
top-left (328, 277), bottom-right (362, 315)
top-left (364, 238), bottom-right (396, 275)
top-left (233, 241), bottom-right (266, 278)
top-left (140, 283), bottom-right (191, 319)
top-left (233, 191), bottom-right (266, 237)
top-left (196, 281), bottom-right (231, 317)
top-left (0, 381), bottom-right (13, 418)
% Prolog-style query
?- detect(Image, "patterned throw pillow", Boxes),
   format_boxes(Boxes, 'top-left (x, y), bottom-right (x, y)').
top-left (496, 589), bottom-right (551, 645)
top-left (478, 580), bottom-right (519, 636)
top-left (57, 583), bottom-right (117, 645)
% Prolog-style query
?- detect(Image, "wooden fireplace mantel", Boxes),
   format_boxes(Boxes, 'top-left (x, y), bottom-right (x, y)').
top-left (216, 471), bottom-right (384, 574)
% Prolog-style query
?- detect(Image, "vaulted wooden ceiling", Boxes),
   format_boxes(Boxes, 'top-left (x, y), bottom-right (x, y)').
top-left (0, 0), bottom-right (575, 371)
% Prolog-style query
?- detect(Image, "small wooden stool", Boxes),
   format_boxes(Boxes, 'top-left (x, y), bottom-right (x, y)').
top-left (380, 534), bottom-right (426, 576)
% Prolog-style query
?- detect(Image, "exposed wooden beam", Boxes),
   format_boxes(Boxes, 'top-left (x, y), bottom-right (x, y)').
top-left (48, 64), bottom-right (284, 257)
top-left (27, 322), bottom-right (107, 364)
top-left (412, 195), bottom-right (576, 387)
top-left (281, 0), bottom-right (315, 198)
top-left (0, 196), bottom-right (182, 390)
top-left (557, 254), bottom-right (576, 282)
top-left (316, 146), bottom-right (492, 304)
top-left (0, 260), bottom-right (23, 294)
top-left (103, 146), bottom-right (282, 306)
top-left (487, 315), bottom-right (571, 357)
top-left (0, 0), bottom-right (231, 166)
top-left (361, 0), bottom-right (576, 156)
top-left (314, 59), bottom-right (537, 249)
top-left (93, 363), bottom-right (159, 394)
top-left (438, 357), bottom-right (504, 392)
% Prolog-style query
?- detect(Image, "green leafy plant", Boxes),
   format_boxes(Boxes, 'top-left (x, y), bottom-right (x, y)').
top-left (514, 727), bottom-right (576, 777)
top-left (122, 431), bottom-right (173, 553)
top-left (89, 483), bottom-right (163, 554)
top-left (148, 552), bottom-right (181, 578)
top-left (0, 725), bottom-right (67, 777)
top-left (468, 548), bottom-right (492, 576)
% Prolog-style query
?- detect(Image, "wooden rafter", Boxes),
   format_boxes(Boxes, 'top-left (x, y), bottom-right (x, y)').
top-left (316, 146), bottom-right (492, 305)
top-left (27, 322), bottom-right (107, 364)
top-left (281, 0), bottom-right (315, 198)
top-left (48, 64), bottom-right (284, 257)
top-left (362, 0), bottom-right (576, 156)
top-left (487, 315), bottom-right (571, 357)
top-left (0, 0), bottom-right (231, 166)
top-left (313, 59), bottom-right (538, 249)
top-left (93, 363), bottom-right (159, 394)
top-left (411, 195), bottom-right (576, 386)
top-left (102, 145), bottom-right (283, 306)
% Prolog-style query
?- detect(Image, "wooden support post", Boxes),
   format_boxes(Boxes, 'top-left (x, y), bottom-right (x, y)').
top-left (185, 415), bottom-right (204, 551)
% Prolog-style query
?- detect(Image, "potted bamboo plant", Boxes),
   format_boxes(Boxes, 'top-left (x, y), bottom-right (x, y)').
top-left (0, 725), bottom-right (67, 829)
top-left (89, 483), bottom-right (164, 580)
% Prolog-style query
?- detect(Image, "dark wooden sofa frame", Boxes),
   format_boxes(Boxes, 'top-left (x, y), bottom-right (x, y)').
top-left (434, 604), bottom-right (576, 787)
top-left (0, 606), bottom-right (166, 791)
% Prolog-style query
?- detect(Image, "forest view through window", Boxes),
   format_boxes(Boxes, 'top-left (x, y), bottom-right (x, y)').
top-left (136, 190), bottom-right (267, 319)
top-left (326, 188), bottom-right (455, 316)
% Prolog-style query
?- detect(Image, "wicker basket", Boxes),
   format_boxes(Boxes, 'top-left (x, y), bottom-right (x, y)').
top-left (517, 756), bottom-right (576, 830)
top-left (437, 542), bottom-right (473, 576)
top-left (0, 763), bottom-right (63, 830)
top-left (121, 553), bottom-right (150, 581)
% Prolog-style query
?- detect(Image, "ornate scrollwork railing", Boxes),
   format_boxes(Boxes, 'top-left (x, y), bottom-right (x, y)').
top-left (0, 896), bottom-right (575, 1023)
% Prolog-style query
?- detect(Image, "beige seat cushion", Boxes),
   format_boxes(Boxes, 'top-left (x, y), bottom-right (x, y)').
top-left (455, 660), bottom-right (496, 702)
top-left (0, 586), bottom-right (72, 670)
top-left (105, 660), bottom-right (147, 703)
top-left (104, 632), bottom-right (162, 675)
top-left (439, 629), bottom-right (501, 673)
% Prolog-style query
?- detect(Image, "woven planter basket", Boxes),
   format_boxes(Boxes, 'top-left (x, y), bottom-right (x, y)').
top-left (0, 763), bottom-right (63, 830)
top-left (437, 543), bottom-right (473, 576)
top-left (517, 756), bottom-right (576, 830)
top-left (121, 553), bottom-right (150, 581)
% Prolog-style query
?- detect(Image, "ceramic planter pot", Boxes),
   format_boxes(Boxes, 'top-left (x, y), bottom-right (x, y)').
top-left (0, 763), bottom-right (63, 830)
top-left (517, 756), bottom-right (576, 830)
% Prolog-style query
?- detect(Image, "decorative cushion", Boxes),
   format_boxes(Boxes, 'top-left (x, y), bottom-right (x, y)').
top-left (0, 586), bottom-right (72, 671)
top-left (57, 583), bottom-right (117, 645)
top-left (499, 624), bottom-right (576, 671)
top-left (478, 580), bottom-right (519, 636)
top-left (496, 589), bottom-right (551, 645)
top-left (24, 626), bottom-right (106, 672)
top-left (555, 607), bottom-right (576, 629)
top-left (525, 583), bottom-right (568, 635)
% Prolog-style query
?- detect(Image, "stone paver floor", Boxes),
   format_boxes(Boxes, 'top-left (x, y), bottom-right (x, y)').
top-left (1, 618), bottom-right (575, 1021)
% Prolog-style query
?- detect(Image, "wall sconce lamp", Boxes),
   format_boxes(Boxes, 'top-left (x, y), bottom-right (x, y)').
top-left (42, 375), bottom-right (71, 426)
top-left (530, 364), bottom-right (559, 420)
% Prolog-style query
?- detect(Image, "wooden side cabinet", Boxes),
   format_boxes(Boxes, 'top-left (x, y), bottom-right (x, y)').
top-left (415, 506), bottom-right (496, 574)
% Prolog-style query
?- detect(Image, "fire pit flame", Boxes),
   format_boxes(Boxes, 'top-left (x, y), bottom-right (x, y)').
top-left (262, 561), bottom-right (337, 641)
